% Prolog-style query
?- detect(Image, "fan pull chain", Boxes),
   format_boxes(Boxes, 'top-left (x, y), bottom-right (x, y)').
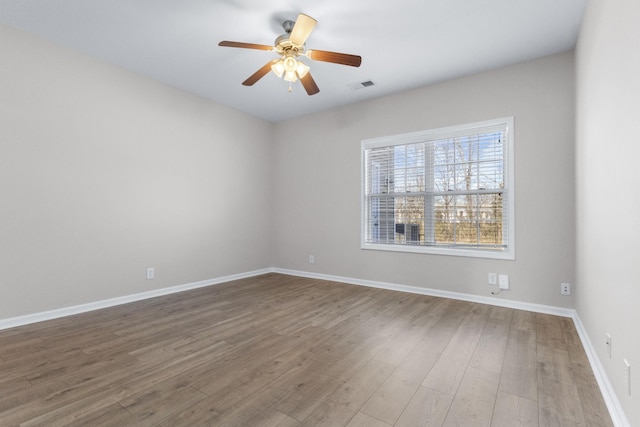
top-left (288, 81), bottom-right (293, 92)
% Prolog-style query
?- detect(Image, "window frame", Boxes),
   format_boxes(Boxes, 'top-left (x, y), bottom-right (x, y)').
top-left (360, 117), bottom-right (515, 260)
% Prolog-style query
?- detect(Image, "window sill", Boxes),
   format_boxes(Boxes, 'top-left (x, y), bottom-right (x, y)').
top-left (361, 242), bottom-right (515, 260)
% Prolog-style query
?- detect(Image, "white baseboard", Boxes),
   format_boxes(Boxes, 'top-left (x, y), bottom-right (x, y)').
top-left (0, 266), bottom-right (628, 426)
top-left (572, 315), bottom-right (630, 427)
top-left (0, 268), bottom-right (271, 331)
top-left (273, 268), bottom-right (576, 318)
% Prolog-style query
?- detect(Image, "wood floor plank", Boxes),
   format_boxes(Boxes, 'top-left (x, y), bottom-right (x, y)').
top-left (0, 374), bottom-right (31, 397)
top-left (10, 351), bottom-right (206, 425)
top-left (191, 340), bottom-right (321, 408)
top-left (0, 349), bottom-right (60, 385)
top-left (537, 373), bottom-right (588, 427)
top-left (442, 367), bottom-right (500, 427)
top-left (18, 390), bottom-right (127, 427)
top-left (574, 384), bottom-right (615, 427)
top-left (360, 299), bottom-right (470, 424)
top-left (0, 336), bottom-right (47, 360)
top-left (0, 273), bottom-right (613, 426)
top-left (373, 297), bottom-right (445, 366)
top-left (273, 367), bottom-right (344, 421)
top-left (153, 396), bottom-right (221, 426)
top-left (491, 391), bottom-right (538, 427)
top-left (213, 355), bottom-right (343, 426)
top-left (488, 305), bottom-right (515, 322)
top-left (537, 344), bottom-right (573, 385)
top-left (394, 386), bottom-right (453, 427)
top-left (512, 309), bottom-right (537, 332)
top-left (251, 409), bottom-right (301, 427)
top-left (469, 316), bottom-right (510, 374)
top-left (345, 411), bottom-right (392, 427)
top-left (422, 303), bottom-right (490, 395)
top-left (299, 359), bottom-right (395, 426)
top-left (499, 327), bottom-right (538, 401)
top-left (25, 402), bottom-right (138, 427)
top-left (319, 329), bottom-right (392, 382)
top-left (118, 377), bottom-right (209, 425)
top-left (536, 313), bottom-right (567, 350)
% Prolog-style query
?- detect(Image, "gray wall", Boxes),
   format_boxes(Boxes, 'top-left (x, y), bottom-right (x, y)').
top-left (576, 0), bottom-right (640, 425)
top-left (2, 24), bottom-right (577, 319)
top-left (0, 25), bottom-right (273, 318)
top-left (272, 51), bottom-right (576, 308)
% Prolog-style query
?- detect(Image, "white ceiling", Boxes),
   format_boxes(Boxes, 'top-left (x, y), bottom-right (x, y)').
top-left (0, 0), bottom-right (586, 122)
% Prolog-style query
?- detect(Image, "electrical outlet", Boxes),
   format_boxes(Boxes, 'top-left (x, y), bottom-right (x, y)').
top-left (624, 359), bottom-right (631, 395)
top-left (606, 333), bottom-right (612, 358)
top-left (308, 255), bottom-right (315, 264)
top-left (146, 267), bottom-right (155, 280)
top-left (561, 282), bottom-right (571, 295)
top-left (498, 274), bottom-right (509, 290)
top-left (488, 273), bottom-right (497, 285)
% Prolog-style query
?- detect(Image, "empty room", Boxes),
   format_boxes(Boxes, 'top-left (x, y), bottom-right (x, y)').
top-left (0, 0), bottom-right (638, 426)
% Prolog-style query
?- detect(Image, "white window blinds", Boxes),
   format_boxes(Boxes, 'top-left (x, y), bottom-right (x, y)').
top-left (362, 117), bottom-right (514, 259)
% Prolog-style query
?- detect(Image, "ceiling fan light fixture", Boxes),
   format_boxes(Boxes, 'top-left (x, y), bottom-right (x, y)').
top-left (296, 61), bottom-right (310, 78)
top-left (283, 70), bottom-right (297, 82)
top-left (271, 60), bottom-right (285, 78)
top-left (283, 56), bottom-right (298, 72)
top-left (274, 55), bottom-right (308, 82)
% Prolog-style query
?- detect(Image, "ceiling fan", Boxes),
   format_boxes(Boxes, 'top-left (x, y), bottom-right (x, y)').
top-left (219, 13), bottom-right (362, 95)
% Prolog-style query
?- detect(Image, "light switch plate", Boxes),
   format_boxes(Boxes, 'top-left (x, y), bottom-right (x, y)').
top-left (488, 273), bottom-right (497, 285)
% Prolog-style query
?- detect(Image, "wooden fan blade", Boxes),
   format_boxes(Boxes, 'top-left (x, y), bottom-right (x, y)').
top-left (289, 14), bottom-right (317, 46)
top-left (242, 61), bottom-right (277, 86)
top-left (219, 41), bottom-right (274, 51)
top-left (299, 72), bottom-right (320, 95)
top-left (307, 49), bottom-right (362, 67)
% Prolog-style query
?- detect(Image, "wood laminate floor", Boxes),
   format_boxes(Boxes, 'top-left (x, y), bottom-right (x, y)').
top-left (0, 274), bottom-right (613, 426)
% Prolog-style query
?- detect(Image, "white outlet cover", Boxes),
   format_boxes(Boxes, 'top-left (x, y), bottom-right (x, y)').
top-left (498, 274), bottom-right (509, 290)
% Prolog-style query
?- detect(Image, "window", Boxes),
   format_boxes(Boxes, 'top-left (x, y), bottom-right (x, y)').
top-left (361, 117), bottom-right (514, 259)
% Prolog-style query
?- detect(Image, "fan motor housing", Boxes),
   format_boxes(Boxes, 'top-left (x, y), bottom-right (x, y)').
top-left (274, 20), bottom-right (303, 55)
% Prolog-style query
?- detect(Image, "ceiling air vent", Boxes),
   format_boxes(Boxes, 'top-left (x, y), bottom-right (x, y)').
top-left (348, 80), bottom-right (375, 90)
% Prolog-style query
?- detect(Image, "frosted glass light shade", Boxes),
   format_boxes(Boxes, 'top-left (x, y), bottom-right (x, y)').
top-left (296, 61), bottom-right (310, 78)
top-left (271, 60), bottom-right (284, 78)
